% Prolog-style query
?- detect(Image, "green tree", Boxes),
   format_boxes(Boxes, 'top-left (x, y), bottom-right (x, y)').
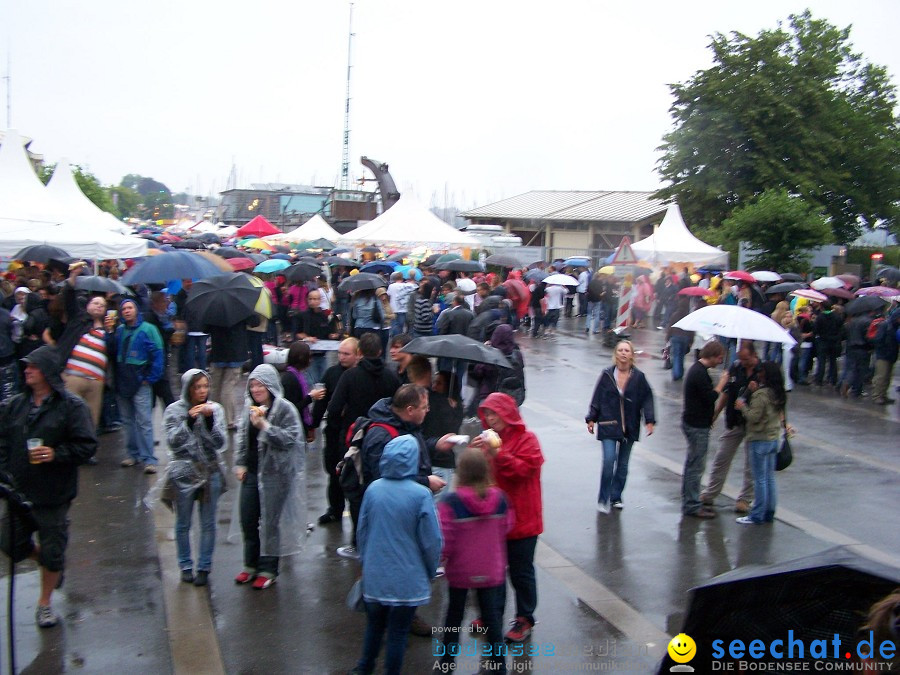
top-left (39, 163), bottom-right (119, 216)
top-left (720, 189), bottom-right (831, 272)
top-left (109, 185), bottom-right (142, 219)
top-left (119, 174), bottom-right (173, 219)
top-left (655, 11), bottom-right (900, 244)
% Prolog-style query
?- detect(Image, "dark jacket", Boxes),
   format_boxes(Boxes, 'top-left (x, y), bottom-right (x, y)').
top-left (586, 365), bottom-right (656, 442)
top-left (682, 360), bottom-right (719, 429)
top-left (205, 320), bottom-right (253, 364)
top-left (174, 287), bottom-right (205, 333)
top-left (17, 293), bottom-right (49, 361)
top-left (422, 389), bottom-right (463, 469)
top-left (0, 307), bottom-right (17, 362)
top-left (361, 397), bottom-right (435, 490)
top-left (814, 310), bottom-right (843, 344)
top-left (326, 358), bottom-right (400, 449)
top-left (874, 311), bottom-right (899, 363)
top-left (55, 281), bottom-right (95, 362)
top-left (846, 314), bottom-right (873, 351)
top-left (0, 346), bottom-right (96, 506)
top-left (723, 359), bottom-right (763, 429)
top-left (436, 304), bottom-right (474, 337)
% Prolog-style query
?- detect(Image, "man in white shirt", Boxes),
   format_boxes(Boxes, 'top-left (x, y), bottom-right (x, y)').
top-left (544, 284), bottom-right (568, 335)
top-left (386, 272), bottom-right (416, 336)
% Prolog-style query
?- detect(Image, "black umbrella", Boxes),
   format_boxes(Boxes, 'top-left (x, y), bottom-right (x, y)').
top-left (324, 256), bottom-right (360, 268)
top-left (145, 239), bottom-right (161, 249)
top-left (385, 250), bottom-right (411, 263)
top-left (284, 262), bottom-right (323, 283)
top-left (844, 295), bottom-right (886, 315)
top-left (402, 335), bottom-right (511, 368)
top-left (421, 253), bottom-right (442, 267)
top-left (246, 254), bottom-right (268, 264)
top-left (329, 247), bottom-right (351, 255)
top-left (213, 247), bottom-right (246, 259)
top-left (765, 282), bottom-right (806, 295)
top-left (171, 239), bottom-right (204, 250)
top-left (484, 253), bottom-right (526, 268)
top-left (75, 275), bottom-right (133, 296)
top-left (338, 272), bottom-right (387, 293)
top-left (192, 232), bottom-right (221, 244)
top-left (361, 246), bottom-right (382, 254)
top-left (874, 266), bottom-right (899, 283)
top-left (779, 272), bottom-right (805, 282)
top-left (433, 259), bottom-right (484, 273)
top-left (659, 546), bottom-right (900, 674)
top-left (186, 273), bottom-right (260, 327)
top-left (13, 244), bottom-right (71, 263)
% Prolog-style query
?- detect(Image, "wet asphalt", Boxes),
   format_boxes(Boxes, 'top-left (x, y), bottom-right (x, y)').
top-left (1, 314), bottom-right (897, 674)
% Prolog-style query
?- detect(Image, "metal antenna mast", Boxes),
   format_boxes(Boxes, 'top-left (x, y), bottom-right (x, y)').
top-left (339, 3), bottom-right (354, 190)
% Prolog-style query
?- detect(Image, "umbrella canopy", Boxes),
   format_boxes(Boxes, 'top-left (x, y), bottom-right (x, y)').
top-left (284, 262), bottom-right (323, 283)
top-left (671, 305), bottom-right (796, 344)
top-left (385, 250), bottom-right (411, 263)
top-left (421, 253), bottom-right (442, 267)
top-left (193, 251), bottom-right (235, 273)
top-left (191, 232), bottom-right (221, 245)
top-left (235, 216), bottom-right (281, 238)
top-left (723, 270), bottom-right (756, 284)
top-left (810, 276), bottom-right (844, 290)
top-left (845, 295), bottom-right (887, 316)
top-left (435, 253), bottom-right (461, 264)
top-left (186, 273), bottom-right (261, 327)
top-left (542, 273), bottom-right (579, 286)
top-left (678, 286), bottom-right (714, 297)
top-left (524, 269), bottom-right (548, 283)
top-left (835, 273), bottom-right (860, 290)
top-left (324, 256), bottom-right (360, 268)
top-left (254, 259), bottom-right (291, 274)
top-left (241, 238), bottom-right (275, 251)
top-left (597, 265), bottom-right (616, 275)
top-left (790, 288), bottom-right (828, 302)
top-left (227, 258), bottom-right (256, 272)
top-left (329, 247), bottom-right (351, 255)
top-left (402, 334), bottom-right (511, 368)
top-left (662, 547), bottom-right (900, 674)
top-left (750, 271), bottom-right (781, 282)
top-left (121, 251), bottom-right (224, 285)
top-left (821, 287), bottom-right (855, 301)
top-left (13, 244), bottom-right (71, 263)
top-left (874, 266), bottom-right (900, 283)
top-left (778, 272), bottom-right (805, 282)
top-left (246, 253), bottom-right (267, 264)
top-left (562, 256), bottom-right (591, 268)
top-left (483, 253), bottom-right (525, 268)
top-left (765, 282), bottom-right (806, 295)
top-left (75, 275), bottom-right (133, 296)
top-left (213, 247), bottom-right (247, 259)
top-left (242, 273), bottom-right (274, 319)
top-left (502, 279), bottom-right (531, 319)
top-left (361, 246), bottom-right (382, 254)
top-left (433, 259), bottom-right (484, 273)
top-left (856, 286), bottom-right (900, 298)
top-left (171, 239), bottom-right (204, 250)
top-left (394, 265), bottom-right (422, 281)
top-left (269, 253), bottom-right (291, 261)
top-left (359, 261), bottom-right (395, 275)
top-left (338, 272), bottom-right (387, 293)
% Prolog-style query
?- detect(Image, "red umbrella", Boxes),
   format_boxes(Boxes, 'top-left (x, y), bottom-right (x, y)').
top-left (236, 215), bottom-right (281, 238)
top-left (678, 287), bottom-right (714, 297)
top-left (227, 257), bottom-right (256, 272)
top-left (724, 270), bottom-right (756, 284)
top-left (502, 279), bottom-right (531, 318)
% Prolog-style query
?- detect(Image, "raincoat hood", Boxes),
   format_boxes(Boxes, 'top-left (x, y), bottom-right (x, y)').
top-left (180, 368), bottom-right (211, 405)
top-left (454, 485), bottom-right (507, 517)
top-left (478, 392), bottom-right (525, 429)
top-left (379, 434), bottom-right (420, 480)
top-left (120, 297), bottom-right (143, 325)
top-left (21, 344), bottom-right (65, 393)
top-left (477, 295), bottom-right (502, 314)
top-left (490, 324), bottom-right (516, 355)
top-left (246, 363), bottom-right (284, 401)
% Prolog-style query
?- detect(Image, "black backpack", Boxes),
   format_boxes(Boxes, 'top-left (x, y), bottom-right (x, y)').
top-left (337, 417), bottom-right (399, 498)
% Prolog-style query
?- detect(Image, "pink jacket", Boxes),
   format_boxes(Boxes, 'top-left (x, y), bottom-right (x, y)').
top-left (438, 486), bottom-right (514, 588)
top-left (286, 284), bottom-right (308, 311)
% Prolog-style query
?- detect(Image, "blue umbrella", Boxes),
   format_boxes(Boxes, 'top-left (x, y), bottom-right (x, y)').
top-left (330, 247), bottom-right (351, 255)
top-left (360, 261), bottom-right (396, 275)
top-left (525, 269), bottom-right (548, 283)
top-left (254, 259), bottom-right (291, 273)
top-left (270, 253), bottom-right (292, 260)
top-left (121, 251), bottom-right (224, 285)
top-left (563, 257), bottom-right (591, 268)
top-left (394, 265), bottom-right (422, 280)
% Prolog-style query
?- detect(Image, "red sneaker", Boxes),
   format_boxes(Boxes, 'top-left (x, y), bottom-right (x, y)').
top-left (234, 571), bottom-right (255, 585)
top-left (470, 617), bottom-right (484, 632)
top-left (252, 575), bottom-right (275, 590)
top-left (504, 616), bottom-right (533, 643)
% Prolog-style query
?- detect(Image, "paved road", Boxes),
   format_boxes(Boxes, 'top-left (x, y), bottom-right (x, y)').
top-left (2, 316), bottom-right (897, 673)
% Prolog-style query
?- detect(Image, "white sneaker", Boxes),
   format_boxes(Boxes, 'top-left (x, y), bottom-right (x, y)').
top-left (735, 516), bottom-right (757, 525)
top-left (337, 545), bottom-right (360, 560)
top-left (611, 499), bottom-right (624, 510)
top-left (596, 501), bottom-right (611, 514)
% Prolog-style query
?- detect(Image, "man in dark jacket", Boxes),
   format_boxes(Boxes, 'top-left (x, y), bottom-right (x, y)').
top-left (143, 291), bottom-right (175, 408)
top-left (872, 308), bottom-right (899, 405)
top-left (0, 303), bottom-right (16, 403)
top-left (813, 302), bottom-right (844, 387)
top-left (842, 311), bottom-right (874, 398)
top-left (0, 345), bottom-right (96, 628)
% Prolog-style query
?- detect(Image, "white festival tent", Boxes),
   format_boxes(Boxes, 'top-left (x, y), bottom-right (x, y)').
top-left (631, 203), bottom-right (728, 266)
top-left (0, 129), bottom-right (148, 259)
top-left (339, 194), bottom-right (478, 247)
top-left (263, 214), bottom-right (341, 243)
top-left (45, 160), bottom-right (133, 235)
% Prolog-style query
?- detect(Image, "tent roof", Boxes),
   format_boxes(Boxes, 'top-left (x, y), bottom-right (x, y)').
top-left (340, 195), bottom-right (477, 247)
top-left (0, 129), bottom-right (61, 224)
top-left (631, 203), bottom-right (728, 266)
top-left (45, 159), bottom-right (133, 235)
top-left (236, 215), bottom-right (281, 238)
top-left (263, 214), bottom-right (341, 243)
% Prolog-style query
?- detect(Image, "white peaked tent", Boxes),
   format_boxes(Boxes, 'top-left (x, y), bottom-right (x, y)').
top-left (340, 194), bottom-right (477, 247)
top-left (264, 214), bottom-right (341, 243)
top-left (632, 203), bottom-right (728, 266)
top-left (46, 160), bottom-right (133, 235)
top-left (0, 129), bottom-right (61, 225)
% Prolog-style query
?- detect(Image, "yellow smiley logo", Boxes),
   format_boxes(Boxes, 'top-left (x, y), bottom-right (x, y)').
top-left (667, 633), bottom-right (697, 664)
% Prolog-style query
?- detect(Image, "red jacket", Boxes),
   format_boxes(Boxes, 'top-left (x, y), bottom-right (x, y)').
top-left (478, 393), bottom-right (544, 540)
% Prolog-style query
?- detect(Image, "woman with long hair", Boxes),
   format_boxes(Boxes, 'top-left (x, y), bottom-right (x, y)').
top-left (279, 341), bottom-right (325, 443)
top-left (585, 340), bottom-right (656, 514)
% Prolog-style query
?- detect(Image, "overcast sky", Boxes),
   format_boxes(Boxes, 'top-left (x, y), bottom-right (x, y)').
top-left (2, 0), bottom-right (898, 210)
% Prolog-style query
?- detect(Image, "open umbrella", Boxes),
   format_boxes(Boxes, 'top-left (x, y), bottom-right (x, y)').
top-left (213, 247), bottom-right (247, 259)
top-left (242, 238), bottom-right (275, 251)
top-left (765, 282), bottom-right (806, 295)
top-left (361, 246), bottom-right (382, 254)
top-left (856, 286), bottom-right (900, 298)
top-left (193, 251), bottom-right (235, 273)
top-left (385, 251), bottom-right (411, 263)
top-left (671, 305), bottom-right (796, 344)
top-left (359, 261), bottom-right (395, 275)
top-left (402, 334), bottom-right (511, 368)
top-left (254, 259), bottom-right (291, 274)
top-left (186, 273), bottom-right (261, 327)
top-left (433, 259), bottom-right (484, 273)
top-left (790, 288), bottom-right (828, 302)
top-left (421, 253), bottom-right (442, 267)
top-left (434, 253), bottom-right (461, 264)
top-left (874, 266), bottom-right (900, 283)
top-left (338, 272), bottom-right (387, 293)
top-left (394, 265), bottom-right (422, 281)
top-left (269, 253), bottom-right (291, 261)
top-left (821, 287), bottom-right (854, 301)
top-left (778, 272), bottom-right (804, 282)
top-left (750, 271), bottom-right (781, 283)
top-left (171, 239), bottom-right (204, 250)
top-left (562, 257), bottom-right (591, 268)
top-left (13, 244), bottom-right (71, 263)
top-left (810, 276), bottom-right (844, 290)
top-left (192, 232), bottom-right (221, 245)
top-left (242, 273), bottom-right (274, 319)
top-left (835, 273), bottom-right (860, 290)
top-left (524, 269), bottom-right (548, 283)
top-left (844, 295), bottom-right (887, 316)
top-left (678, 287), bottom-right (714, 297)
top-left (121, 251), bottom-right (224, 285)
top-left (723, 270), bottom-right (756, 284)
top-left (597, 265), bottom-right (616, 275)
top-left (483, 253), bottom-right (525, 268)
top-left (75, 275), bottom-right (133, 296)
top-left (284, 262), bottom-right (323, 283)
top-left (246, 254), bottom-right (267, 264)
top-left (227, 258), bottom-right (257, 272)
top-left (330, 247), bottom-right (351, 255)
top-left (324, 256), bottom-right (360, 268)
top-left (542, 273), bottom-right (579, 286)
top-left (659, 546), bottom-right (900, 674)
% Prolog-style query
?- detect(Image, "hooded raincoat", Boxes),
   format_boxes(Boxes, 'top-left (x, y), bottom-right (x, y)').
top-left (358, 434), bottom-right (442, 605)
top-left (231, 364), bottom-right (307, 557)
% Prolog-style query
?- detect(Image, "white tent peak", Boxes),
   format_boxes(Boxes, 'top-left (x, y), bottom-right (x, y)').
top-left (264, 213), bottom-right (341, 243)
top-left (631, 203), bottom-right (728, 266)
top-left (340, 194), bottom-right (477, 247)
top-left (0, 129), bottom-right (58, 222)
top-left (46, 159), bottom-right (133, 235)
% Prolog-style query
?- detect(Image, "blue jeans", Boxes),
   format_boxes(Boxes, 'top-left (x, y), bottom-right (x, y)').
top-left (390, 312), bottom-right (407, 337)
top-left (118, 383), bottom-right (156, 464)
top-left (586, 301), bottom-right (604, 333)
top-left (175, 472), bottom-right (222, 572)
top-left (798, 345), bottom-right (813, 381)
top-left (503, 536), bottom-right (538, 625)
top-left (357, 602), bottom-right (416, 675)
top-left (180, 334), bottom-right (208, 372)
top-left (681, 424), bottom-right (710, 514)
top-left (247, 331), bottom-right (264, 369)
top-left (670, 336), bottom-right (691, 381)
top-left (598, 438), bottom-right (634, 504)
top-left (845, 347), bottom-right (870, 396)
top-left (306, 354), bottom-right (328, 387)
top-left (748, 440), bottom-right (778, 523)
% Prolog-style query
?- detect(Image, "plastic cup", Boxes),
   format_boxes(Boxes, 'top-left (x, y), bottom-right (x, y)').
top-left (27, 438), bottom-right (43, 464)
top-left (314, 382), bottom-right (325, 392)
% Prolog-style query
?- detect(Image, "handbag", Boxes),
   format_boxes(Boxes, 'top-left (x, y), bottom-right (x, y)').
top-left (775, 432), bottom-right (793, 471)
top-left (346, 578), bottom-right (366, 612)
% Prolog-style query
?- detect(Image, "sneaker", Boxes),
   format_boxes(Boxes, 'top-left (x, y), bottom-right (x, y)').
top-left (252, 575), bottom-right (275, 590)
top-left (180, 569), bottom-right (194, 584)
top-left (317, 511), bottom-right (340, 525)
top-left (434, 566), bottom-right (445, 578)
top-left (611, 499), bottom-right (624, 510)
top-left (120, 458), bottom-right (137, 467)
top-left (699, 494), bottom-right (714, 506)
top-left (471, 617), bottom-right (484, 632)
top-left (596, 501), bottom-right (611, 514)
top-left (234, 570), bottom-right (256, 584)
top-left (734, 500), bottom-right (750, 514)
top-left (409, 614), bottom-right (432, 637)
top-left (736, 516), bottom-right (758, 525)
top-left (337, 545), bottom-right (360, 560)
top-left (504, 616), bottom-right (533, 643)
top-left (35, 605), bottom-right (59, 628)
top-left (193, 571), bottom-right (209, 587)
top-left (143, 464), bottom-right (158, 475)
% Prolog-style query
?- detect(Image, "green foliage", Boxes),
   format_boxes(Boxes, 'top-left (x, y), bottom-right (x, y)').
top-left (721, 189), bottom-right (831, 272)
top-left (655, 11), bottom-right (900, 245)
top-left (118, 174), bottom-right (173, 219)
top-left (39, 163), bottom-right (119, 216)
top-left (120, 174), bottom-right (171, 197)
top-left (109, 186), bottom-right (142, 219)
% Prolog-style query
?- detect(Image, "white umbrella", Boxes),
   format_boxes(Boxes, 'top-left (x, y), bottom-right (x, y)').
top-left (541, 273), bottom-right (578, 286)
top-left (671, 305), bottom-right (796, 345)
top-left (810, 276), bottom-right (844, 290)
top-left (790, 288), bottom-right (828, 302)
top-left (751, 271), bottom-right (781, 282)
